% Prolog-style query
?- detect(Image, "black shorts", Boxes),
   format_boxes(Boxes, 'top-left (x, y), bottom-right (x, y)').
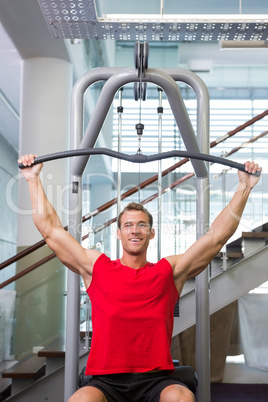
top-left (82, 370), bottom-right (189, 402)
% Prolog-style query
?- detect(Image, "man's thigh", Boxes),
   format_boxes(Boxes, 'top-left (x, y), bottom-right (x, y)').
top-left (146, 378), bottom-right (192, 402)
top-left (80, 377), bottom-right (125, 402)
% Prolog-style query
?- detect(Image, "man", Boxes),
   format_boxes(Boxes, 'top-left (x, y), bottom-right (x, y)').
top-left (19, 154), bottom-right (261, 402)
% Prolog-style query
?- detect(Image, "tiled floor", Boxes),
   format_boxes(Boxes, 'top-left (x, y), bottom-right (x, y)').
top-left (223, 360), bottom-right (268, 384)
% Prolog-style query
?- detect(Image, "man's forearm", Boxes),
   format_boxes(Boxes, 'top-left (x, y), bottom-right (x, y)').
top-left (208, 181), bottom-right (252, 245)
top-left (27, 175), bottom-right (62, 238)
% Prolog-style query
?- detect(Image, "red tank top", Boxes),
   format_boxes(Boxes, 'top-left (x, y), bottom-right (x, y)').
top-left (86, 253), bottom-right (179, 375)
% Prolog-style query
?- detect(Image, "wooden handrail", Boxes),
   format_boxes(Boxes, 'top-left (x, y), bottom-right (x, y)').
top-left (0, 252), bottom-right (56, 289)
top-left (224, 130), bottom-right (268, 158)
top-left (0, 238), bottom-right (46, 270)
top-left (1, 110), bottom-right (267, 284)
top-left (0, 229), bottom-right (67, 270)
top-left (210, 109), bottom-right (268, 148)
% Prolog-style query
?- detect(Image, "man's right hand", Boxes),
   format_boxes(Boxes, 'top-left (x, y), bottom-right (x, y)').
top-left (18, 154), bottom-right (43, 181)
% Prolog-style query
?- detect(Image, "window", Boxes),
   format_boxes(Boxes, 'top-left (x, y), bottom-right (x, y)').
top-left (112, 92), bottom-right (268, 173)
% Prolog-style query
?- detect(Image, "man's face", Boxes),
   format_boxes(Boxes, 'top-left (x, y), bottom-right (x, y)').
top-left (117, 210), bottom-right (155, 256)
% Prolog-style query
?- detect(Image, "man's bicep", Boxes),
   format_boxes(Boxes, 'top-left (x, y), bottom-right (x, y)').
top-left (45, 227), bottom-right (98, 275)
top-left (169, 233), bottom-right (221, 281)
top-left (181, 233), bottom-right (223, 278)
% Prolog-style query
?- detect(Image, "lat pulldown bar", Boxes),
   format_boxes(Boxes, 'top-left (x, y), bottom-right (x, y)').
top-left (18, 148), bottom-right (261, 177)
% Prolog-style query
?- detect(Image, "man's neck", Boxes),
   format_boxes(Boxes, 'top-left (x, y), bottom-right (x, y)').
top-left (120, 254), bottom-right (148, 269)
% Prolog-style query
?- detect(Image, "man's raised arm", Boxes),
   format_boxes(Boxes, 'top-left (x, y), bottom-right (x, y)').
top-left (167, 161), bottom-right (262, 292)
top-left (18, 154), bottom-right (101, 285)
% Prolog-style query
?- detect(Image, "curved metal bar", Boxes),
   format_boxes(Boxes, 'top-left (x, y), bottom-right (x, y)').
top-left (70, 68), bottom-right (208, 178)
top-left (18, 148), bottom-right (260, 176)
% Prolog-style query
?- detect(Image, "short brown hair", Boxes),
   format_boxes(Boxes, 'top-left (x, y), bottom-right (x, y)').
top-left (117, 202), bottom-right (153, 229)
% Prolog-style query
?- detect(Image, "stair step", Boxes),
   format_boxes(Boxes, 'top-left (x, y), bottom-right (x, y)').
top-left (215, 251), bottom-right (243, 259)
top-left (37, 333), bottom-right (89, 358)
top-left (2, 355), bottom-right (46, 380)
top-left (242, 231), bottom-right (268, 238)
top-left (38, 338), bottom-right (65, 358)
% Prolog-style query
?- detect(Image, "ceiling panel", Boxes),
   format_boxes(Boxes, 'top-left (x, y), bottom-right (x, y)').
top-left (38, 0), bottom-right (268, 41)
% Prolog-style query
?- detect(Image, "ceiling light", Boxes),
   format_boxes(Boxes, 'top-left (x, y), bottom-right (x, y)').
top-left (102, 14), bottom-right (268, 23)
top-left (220, 40), bottom-right (268, 49)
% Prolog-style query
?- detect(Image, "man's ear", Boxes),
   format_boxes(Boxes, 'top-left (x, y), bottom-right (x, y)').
top-left (117, 228), bottom-right (121, 240)
top-left (150, 228), bottom-right (155, 239)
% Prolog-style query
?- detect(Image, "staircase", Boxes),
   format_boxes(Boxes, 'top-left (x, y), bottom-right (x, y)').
top-left (0, 335), bottom-right (89, 402)
top-left (174, 229), bottom-right (268, 335)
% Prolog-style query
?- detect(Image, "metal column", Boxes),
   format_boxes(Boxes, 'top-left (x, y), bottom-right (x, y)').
top-left (157, 88), bottom-right (163, 261)
top-left (166, 69), bottom-right (210, 402)
top-left (64, 112), bottom-right (82, 402)
top-left (116, 88), bottom-right (124, 258)
top-left (64, 69), bottom-right (118, 401)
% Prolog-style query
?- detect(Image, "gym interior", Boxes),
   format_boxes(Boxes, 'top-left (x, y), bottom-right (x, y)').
top-left (0, 1), bottom-right (268, 401)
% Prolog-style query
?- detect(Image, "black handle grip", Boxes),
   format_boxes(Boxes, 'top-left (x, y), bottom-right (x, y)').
top-left (18, 148), bottom-right (261, 177)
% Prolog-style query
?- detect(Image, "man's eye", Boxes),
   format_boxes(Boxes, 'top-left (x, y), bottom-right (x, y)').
top-left (140, 223), bottom-right (149, 228)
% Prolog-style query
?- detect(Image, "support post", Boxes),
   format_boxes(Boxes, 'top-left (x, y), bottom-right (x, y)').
top-left (167, 68), bottom-right (211, 402)
top-left (116, 88), bottom-right (123, 258)
top-left (64, 125), bottom-right (82, 401)
top-left (195, 78), bottom-right (210, 402)
top-left (195, 177), bottom-right (210, 402)
top-left (157, 87), bottom-right (163, 261)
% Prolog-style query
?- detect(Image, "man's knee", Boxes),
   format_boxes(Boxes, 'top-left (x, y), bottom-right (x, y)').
top-left (68, 386), bottom-right (108, 402)
top-left (160, 384), bottom-right (195, 402)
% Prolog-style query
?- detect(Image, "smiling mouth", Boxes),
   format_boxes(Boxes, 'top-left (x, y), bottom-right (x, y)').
top-left (130, 238), bottom-right (142, 242)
